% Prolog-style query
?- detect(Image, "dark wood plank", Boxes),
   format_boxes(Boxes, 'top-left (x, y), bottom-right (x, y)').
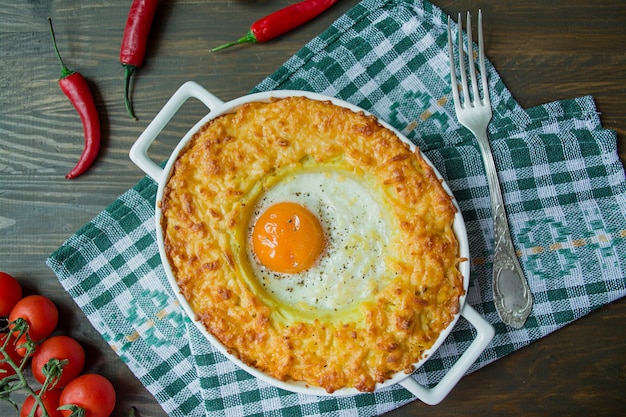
top-left (1, 0), bottom-right (624, 416)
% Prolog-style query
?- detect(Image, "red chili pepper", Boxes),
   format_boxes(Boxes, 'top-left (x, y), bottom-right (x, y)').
top-left (48, 18), bottom-right (101, 180)
top-left (211, 0), bottom-right (340, 52)
top-left (120, 0), bottom-right (159, 120)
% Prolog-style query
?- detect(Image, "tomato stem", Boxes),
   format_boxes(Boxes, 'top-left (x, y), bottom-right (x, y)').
top-left (57, 403), bottom-right (86, 417)
top-left (10, 318), bottom-right (38, 362)
top-left (0, 321), bottom-right (51, 417)
top-left (41, 358), bottom-right (68, 391)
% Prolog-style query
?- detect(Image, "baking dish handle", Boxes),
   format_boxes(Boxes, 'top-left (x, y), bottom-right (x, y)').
top-left (398, 304), bottom-right (494, 405)
top-left (129, 81), bottom-right (223, 183)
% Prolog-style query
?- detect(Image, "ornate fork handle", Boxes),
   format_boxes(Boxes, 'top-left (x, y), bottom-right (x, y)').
top-left (474, 129), bottom-right (532, 329)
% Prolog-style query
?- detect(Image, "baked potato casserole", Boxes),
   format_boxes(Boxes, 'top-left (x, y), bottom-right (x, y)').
top-left (159, 96), bottom-right (465, 393)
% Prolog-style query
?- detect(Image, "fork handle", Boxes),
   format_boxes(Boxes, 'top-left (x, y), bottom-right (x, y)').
top-left (474, 130), bottom-right (533, 329)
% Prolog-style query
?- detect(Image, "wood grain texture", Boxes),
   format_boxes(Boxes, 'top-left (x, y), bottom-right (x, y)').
top-left (1, 0), bottom-right (624, 416)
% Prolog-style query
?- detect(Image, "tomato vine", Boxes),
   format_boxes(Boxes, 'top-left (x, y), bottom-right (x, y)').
top-left (1, 326), bottom-right (54, 417)
top-left (0, 272), bottom-right (119, 417)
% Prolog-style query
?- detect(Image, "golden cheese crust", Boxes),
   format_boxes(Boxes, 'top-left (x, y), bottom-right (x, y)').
top-left (160, 96), bottom-right (464, 393)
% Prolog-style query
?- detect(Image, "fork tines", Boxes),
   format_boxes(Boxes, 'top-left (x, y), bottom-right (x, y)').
top-left (447, 10), bottom-right (490, 111)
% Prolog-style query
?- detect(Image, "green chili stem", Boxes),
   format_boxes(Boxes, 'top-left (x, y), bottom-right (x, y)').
top-left (210, 31), bottom-right (256, 52)
top-left (48, 17), bottom-right (74, 79)
top-left (123, 64), bottom-right (138, 120)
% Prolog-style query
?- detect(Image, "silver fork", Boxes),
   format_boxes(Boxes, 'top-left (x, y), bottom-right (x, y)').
top-left (447, 11), bottom-right (532, 328)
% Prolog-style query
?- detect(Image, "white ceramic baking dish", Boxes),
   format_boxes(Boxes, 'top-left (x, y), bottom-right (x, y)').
top-left (130, 81), bottom-right (494, 405)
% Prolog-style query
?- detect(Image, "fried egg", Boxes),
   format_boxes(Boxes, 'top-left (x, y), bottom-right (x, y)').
top-left (246, 168), bottom-right (397, 316)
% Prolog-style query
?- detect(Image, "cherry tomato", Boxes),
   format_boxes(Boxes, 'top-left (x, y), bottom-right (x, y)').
top-left (59, 374), bottom-right (116, 417)
top-left (0, 333), bottom-right (22, 379)
top-left (9, 295), bottom-right (59, 342)
top-left (0, 271), bottom-right (22, 316)
top-left (20, 388), bottom-right (63, 417)
top-left (31, 335), bottom-right (85, 388)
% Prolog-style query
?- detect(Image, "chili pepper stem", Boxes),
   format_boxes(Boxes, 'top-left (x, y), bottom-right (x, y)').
top-left (210, 30), bottom-right (257, 52)
top-left (48, 18), bottom-right (74, 79)
top-left (123, 64), bottom-right (138, 120)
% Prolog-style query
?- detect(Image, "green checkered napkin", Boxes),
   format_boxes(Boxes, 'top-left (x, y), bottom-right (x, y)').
top-left (47, 0), bottom-right (626, 415)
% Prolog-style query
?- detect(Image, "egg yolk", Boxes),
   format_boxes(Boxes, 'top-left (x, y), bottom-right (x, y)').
top-left (252, 202), bottom-right (325, 274)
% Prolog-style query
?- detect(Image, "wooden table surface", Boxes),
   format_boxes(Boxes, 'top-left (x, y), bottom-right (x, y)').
top-left (2, 0), bottom-right (625, 416)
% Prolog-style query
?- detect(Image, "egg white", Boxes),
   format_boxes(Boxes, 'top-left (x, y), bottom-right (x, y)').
top-left (245, 168), bottom-right (398, 316)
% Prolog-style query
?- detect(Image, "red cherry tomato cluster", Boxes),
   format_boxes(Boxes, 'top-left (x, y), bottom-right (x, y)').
top-left (0, 272), bottom-right (116, 417)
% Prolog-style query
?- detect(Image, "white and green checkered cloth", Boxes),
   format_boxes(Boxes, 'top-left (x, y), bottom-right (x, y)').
top-left (47, 0), bottom-right (626, 415)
